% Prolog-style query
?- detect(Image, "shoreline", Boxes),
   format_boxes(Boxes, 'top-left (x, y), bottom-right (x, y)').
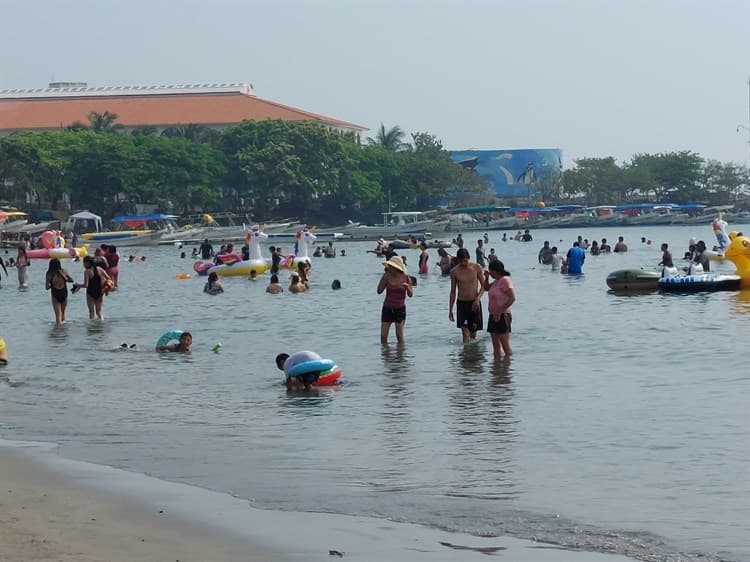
top-left (0, 439), bottom-right (637, 562)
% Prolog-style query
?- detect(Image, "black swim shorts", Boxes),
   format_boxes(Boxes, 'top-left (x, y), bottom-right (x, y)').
top-left (381, 306), bottom-right (406, 324)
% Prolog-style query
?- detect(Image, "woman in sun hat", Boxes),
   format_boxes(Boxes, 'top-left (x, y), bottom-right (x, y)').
top-left (376, 256), bottom-right (413, 345)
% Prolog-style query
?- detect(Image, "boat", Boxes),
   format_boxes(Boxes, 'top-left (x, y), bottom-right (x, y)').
top-left (0, 210), bottom-right (30, 233)
top-left (65, 211), bottom-right (169, 247)
top-left (606, 269), bottom-right (662, 291)
top-left (336, 211), bottom-right (448, 238)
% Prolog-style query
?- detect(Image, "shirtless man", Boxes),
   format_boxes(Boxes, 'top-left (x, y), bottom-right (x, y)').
top-left (448, 248), bottom-right (485, 343)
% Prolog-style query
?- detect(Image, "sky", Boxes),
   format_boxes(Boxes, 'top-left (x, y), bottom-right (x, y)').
top-left (2, 0), bottom-right (748, 168)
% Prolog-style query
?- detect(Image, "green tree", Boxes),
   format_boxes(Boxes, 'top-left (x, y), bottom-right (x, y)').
top-left (562, 157), bottom-right (626, 205)
top-left (87, 111), bottom-right (124, 133)
top-left (628, 151), bottom-right (704, 201)
top-left (367, 124), bottom-right (407, 151)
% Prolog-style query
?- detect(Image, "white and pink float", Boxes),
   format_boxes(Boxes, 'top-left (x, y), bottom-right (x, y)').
top-left (26, 230), bottom-right (88, 260)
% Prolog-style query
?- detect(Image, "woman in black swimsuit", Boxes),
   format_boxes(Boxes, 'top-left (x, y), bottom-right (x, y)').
top-left (45, 258), bottom-right (74, 325)
top-left (78, 255), bottom-right (111, 320)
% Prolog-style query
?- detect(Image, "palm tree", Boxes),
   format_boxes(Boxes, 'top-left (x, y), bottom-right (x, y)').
top-left (367, 124), bottom-right (407, 151)
top-left (161, 124), bottom-right (220, 145)
top-left (87, 111), bottom-right (124, 133)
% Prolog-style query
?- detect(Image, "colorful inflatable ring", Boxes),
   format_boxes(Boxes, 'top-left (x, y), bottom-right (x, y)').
top-left (193, 260), bottom-right (215, 275)
top-left (156, 330), bottom-right (183, 349)
top-left (175, 273), bottom-right (191, 280)
top-left (287, 358), bottom-right (335, 378)
top-left (314, 366), bottom-right (342, 387)
top-left (216, 252), bottom-right (243, 265)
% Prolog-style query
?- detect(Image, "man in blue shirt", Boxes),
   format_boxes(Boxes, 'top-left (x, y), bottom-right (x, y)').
top-left (566, 241), bottom-right (586, 274)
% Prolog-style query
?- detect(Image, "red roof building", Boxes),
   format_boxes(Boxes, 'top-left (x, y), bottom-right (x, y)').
top-left (0, 82), bottom-right (366, 139)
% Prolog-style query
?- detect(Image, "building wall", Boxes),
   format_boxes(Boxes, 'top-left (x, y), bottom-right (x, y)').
top-left (451, 148), bottom-right (563, 198)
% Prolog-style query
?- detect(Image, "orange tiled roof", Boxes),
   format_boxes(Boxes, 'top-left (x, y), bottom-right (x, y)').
top-left (0, 91), bottom-right (365, 132)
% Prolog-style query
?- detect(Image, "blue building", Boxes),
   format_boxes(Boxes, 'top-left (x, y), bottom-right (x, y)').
top-left (450, 148), bottom-right (563, 199)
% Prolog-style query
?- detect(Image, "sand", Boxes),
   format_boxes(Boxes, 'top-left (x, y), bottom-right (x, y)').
top-left (0, 441), bottom-right (638, 562)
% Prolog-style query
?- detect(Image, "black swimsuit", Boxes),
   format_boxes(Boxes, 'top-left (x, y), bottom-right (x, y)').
top-left (50, 272), bottom-right (68, 303)
top-left (87, 268), bottom-right (103, 299)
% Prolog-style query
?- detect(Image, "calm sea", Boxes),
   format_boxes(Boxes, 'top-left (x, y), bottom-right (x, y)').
top-left (1, 224), bottom-right (748, 562)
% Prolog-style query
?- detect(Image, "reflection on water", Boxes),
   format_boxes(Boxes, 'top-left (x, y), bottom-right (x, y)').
top-left (729, 289), bottom-right (750, 315)
top-left (450, 342), bottom-right (487, 374)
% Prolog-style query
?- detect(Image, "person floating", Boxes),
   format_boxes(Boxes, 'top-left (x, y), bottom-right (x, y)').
top-left (156, 331), bottom-right (192, 352)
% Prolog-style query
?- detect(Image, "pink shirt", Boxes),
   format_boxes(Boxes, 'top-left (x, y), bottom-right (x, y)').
top-left (488, 276), bottom-right (513, 315)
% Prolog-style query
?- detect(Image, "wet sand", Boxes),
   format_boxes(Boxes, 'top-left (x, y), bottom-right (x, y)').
top-left (0, 441), bottom-right (637, 562)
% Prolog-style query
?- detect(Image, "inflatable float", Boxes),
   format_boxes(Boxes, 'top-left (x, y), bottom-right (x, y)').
top-left (658, 273), bottom-right (741, 293)
top-left (282, 228), bottom-right (316, 268)
top-left (606, 269), bottom-right (661, 291)
top-left (195, 227), bottom-right (272, 277)
top-left (155, 329), bottom-right (183, 350)
top-left (287, 358), bottom-right (342, 387)
top-left (26, 230), bottom-right (88, 259)
top-left (724, 231), bottom-right (750, 290)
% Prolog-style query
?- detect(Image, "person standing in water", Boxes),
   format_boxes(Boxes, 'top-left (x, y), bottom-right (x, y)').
top-left (377, 256), bottom-right (413, 345)
top-left (448, 248), bottom-right (485, 343)
top-left (483, 260), bottom-right (515, 357)
top-left (45, 258), bottom-right (75, 325)
top-left (16, 245), bottom-right (29, 287)
top-left (75, 255), bottom-right (112, 320)
top-left (418, 242), bottom-right (430, 274)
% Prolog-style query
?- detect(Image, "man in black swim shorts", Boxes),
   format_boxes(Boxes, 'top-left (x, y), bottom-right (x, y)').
top-left (448, 248), bottom-right (485, 343)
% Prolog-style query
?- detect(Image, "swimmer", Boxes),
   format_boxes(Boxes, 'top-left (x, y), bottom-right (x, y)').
top-left (156, 332), bottom-right (192, 352)
top-left (204, 271), bottom-right (224, 294)
top-left (331, 279), bottom-right (342, 290)
top-left (275, 351), bottom-right (322, 390)
top-left (248, 270), bottom-right (258, 281)
top-left (266, 274), bottom-right (284, 294)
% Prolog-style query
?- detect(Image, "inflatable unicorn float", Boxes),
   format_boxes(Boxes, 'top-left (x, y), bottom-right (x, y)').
top-left (193, 226), bottom-right (270, 277)
top-left (280, 227), bottom-right (317, 268)
top-left (27, 230), bottom-right (88, 260)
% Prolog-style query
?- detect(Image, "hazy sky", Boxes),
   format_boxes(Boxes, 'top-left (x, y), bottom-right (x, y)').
top-left (2, 0), bottom-right (748, 167)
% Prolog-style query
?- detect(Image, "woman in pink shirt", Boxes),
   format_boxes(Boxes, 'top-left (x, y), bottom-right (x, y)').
top-left (483, 260), bottom-right (515, 357)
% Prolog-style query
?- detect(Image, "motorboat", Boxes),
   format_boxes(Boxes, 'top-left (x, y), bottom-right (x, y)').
top-left (0, 210), bottom-right (30, 233)
top-left (336, 211), bottom-right (448, 238)
top-left (66, 211), bottom-right (169, 247)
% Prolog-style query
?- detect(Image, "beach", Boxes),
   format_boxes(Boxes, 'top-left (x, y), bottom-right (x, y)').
top-left (0, 442), bottom-right (638, 562)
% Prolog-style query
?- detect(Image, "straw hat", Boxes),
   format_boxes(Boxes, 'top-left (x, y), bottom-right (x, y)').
top-left (384, 256), bottom-right (406, 273)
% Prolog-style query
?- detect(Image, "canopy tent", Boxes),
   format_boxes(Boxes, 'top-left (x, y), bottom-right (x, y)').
top-left (65, 211), bottom-right (102, 234)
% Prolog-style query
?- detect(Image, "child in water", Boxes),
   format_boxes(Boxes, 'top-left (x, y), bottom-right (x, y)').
top-left (156, 332), bottom-right (192, 352)
top-left (204, 272), bottom-right (224, 295)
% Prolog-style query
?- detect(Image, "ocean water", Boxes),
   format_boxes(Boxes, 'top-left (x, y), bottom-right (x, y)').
top-left (1, 224), bottom-right (748, 562)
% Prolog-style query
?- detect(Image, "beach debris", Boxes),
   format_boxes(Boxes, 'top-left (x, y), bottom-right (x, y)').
top-left (439, 541), bottom-right (506, 554)
top-left (329, 550), bottom-right (344, 557)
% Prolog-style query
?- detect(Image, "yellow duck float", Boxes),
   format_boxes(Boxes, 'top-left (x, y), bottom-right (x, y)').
top-left (724, 231), bottom-right (750, 290)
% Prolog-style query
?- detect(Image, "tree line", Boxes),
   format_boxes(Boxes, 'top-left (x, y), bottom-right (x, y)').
top-left (554, 151), bottom-right (749, 207)
top-left (0, 113), bottom-right (485, 224)
top-left (2, 111), bottom-right (747, 222)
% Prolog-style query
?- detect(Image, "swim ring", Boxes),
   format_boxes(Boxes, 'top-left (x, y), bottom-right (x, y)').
top-left (193, 260), bottom-right (215, 275)
top-left (315, 365), bottom-right (342, 387)
top-left (156, 330), bottom-right (183, 349)
top-left (287, 358), bottom-right (335, 377)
